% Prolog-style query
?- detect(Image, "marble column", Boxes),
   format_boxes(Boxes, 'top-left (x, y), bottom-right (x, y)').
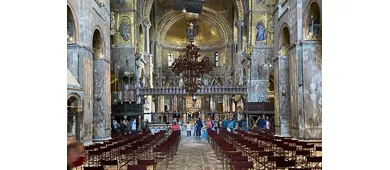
top-left (92, 59), bottom-right (111, 141)
top-left (234, 20), bottom-right (244, 85)
top-left (248, 45), bottom-right (273, 102)
top-left (275, 56), bottom-right (291, 137)
top-left (301, 42), bottom-right (322, 139)
top-left (143, 20), bottom-right (151, 54)
top-left (236, 20), bottom-right (244, 52)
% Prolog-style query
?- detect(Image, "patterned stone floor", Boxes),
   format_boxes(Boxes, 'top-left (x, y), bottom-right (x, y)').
top-left (156, 137), bottom-right (223, 170)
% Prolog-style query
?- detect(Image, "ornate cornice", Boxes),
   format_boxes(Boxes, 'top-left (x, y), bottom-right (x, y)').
top-left (159, 41), bottom-right (229, 51)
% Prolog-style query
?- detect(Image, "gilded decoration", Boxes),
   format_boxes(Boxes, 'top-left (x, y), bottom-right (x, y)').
top-left (143, 0), bottom-right (244, 21)
top-left (157, 8), bottom-right (231, 44)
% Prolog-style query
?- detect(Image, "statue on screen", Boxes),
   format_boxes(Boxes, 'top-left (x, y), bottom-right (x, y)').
top-left (119, 21), bottom-right (130, 42)
top-left (256, 21), bottom-right (266, 42)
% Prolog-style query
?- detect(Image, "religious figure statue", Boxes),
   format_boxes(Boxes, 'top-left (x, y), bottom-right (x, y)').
top-left (308, 15), bottom-right (320, 36)
top-left (67, 16), bottom-right (73, 38)
top-left (187, 22), bottom-right (195, 42)
top-left (256, 21), bottom-right (266, 41)
top-left (119, 21), bottom-right (130, 42)
top-left (187, 20), bottom-right (200, 42)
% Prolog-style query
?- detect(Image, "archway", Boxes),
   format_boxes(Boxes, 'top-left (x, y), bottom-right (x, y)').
top-left (304, 1), bottom-right (321, 40)
top-left (275, 24), bottom-right (292, 137)
top-left (93, 29), bottom-right (104, 60)
top-left (67, 5), bottom-right (76, 43)
top-left (67, 94), bottom-right (82, 140)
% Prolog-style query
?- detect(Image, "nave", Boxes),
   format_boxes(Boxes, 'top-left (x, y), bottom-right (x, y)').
top-left (77, 129), bottom-right (322, 170)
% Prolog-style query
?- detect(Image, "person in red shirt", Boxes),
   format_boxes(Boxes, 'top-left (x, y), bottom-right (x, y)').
top-left (172, 122), bottom-right (179, 131)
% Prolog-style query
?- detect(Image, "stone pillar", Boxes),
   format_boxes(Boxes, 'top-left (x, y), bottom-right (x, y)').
top-left (143, 20), bottom-right (151, 54)
top-left (248, 45), bottom-right (273, 102)
top-left (92, 59), bottom-right (111, 141)
top-left (236, 20), bottom-right (244, 52)
top-left (301, 42), bottom-right (322, 139)
top-left (275, 56), bottom-right (291, 137)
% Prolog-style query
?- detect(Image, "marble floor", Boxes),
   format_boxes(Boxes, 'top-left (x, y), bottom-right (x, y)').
top-left (94, 136), bottom-right (222, 170)
top-left (156, 137), bottom-right (223, 170)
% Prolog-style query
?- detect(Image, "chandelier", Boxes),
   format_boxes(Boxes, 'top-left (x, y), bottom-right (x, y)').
top-left (171, 43), bottom-right (213, 96)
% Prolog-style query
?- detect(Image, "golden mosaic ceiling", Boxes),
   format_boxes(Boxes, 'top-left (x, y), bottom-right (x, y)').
top-left (165, 15), bottom-right (222, 44)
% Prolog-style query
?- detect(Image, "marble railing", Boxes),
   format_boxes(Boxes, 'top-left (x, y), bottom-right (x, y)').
top-left (139, 86), bottom-right (247, 95)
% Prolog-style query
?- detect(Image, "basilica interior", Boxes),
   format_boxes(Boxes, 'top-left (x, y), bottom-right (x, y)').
top-left (67, 0), bottom-right (322, 169)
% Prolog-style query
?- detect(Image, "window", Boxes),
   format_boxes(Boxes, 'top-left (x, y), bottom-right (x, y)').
top-left (168, 52), bottom-right (173, 67)
top-left (214, 52), bottom-right (219, 67)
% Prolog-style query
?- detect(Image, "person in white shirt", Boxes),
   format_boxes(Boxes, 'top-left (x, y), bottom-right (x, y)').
top-left (185, 121), bottom-right (192, 139)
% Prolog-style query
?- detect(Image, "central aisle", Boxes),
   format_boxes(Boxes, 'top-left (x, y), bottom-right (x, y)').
top-left (157, 137), bottom-right (222, 170)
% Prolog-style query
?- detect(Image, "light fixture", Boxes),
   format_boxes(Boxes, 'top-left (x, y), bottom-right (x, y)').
top-left (183, 9), bottom-right (186, 13)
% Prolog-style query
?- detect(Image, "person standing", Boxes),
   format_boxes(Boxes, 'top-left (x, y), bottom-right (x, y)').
top-left (172, 122), bottom-right (179, 131)
top-left (206, 118), bottom-right (212, 131)
top-left (185, 121), bottom-right (192, 139)
top-left (145, 119), bottom-right (150, 131)
top-left (222, 118), bottom-right (228, 130)
top-left (266, 117), bottom-right (270, 130)
top-left (131, 119), bottom-right (137, 135)
top-left (242, 119), bottom-right (248, 131)
top-left (259, 116), bottom-right (266, 129)
top-left (196, 118), bottom-right (203, 138)
top-left (229, 119), bottom-right (235, 133)
top-left (238, 118), bottom-right (244, 130)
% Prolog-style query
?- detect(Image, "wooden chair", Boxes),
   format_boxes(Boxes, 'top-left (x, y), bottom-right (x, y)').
top-left (83, 166), bottom-right (104, 170)
top-left (127, 165), bottom-right (147, 170)
top-left (101, 160), bottom-right (118, 170)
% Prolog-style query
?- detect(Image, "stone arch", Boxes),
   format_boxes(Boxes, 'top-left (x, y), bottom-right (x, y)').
top-left (278, 23), bottom-right (291, 56)
top-left (303, 0), bottom-right (321, 40)
top-left (142, 0), bottom-right (244, 21)
top-left (92, 28), bottom-right (104, 60)
top-left (67, 93), bottom-right (83, 140)
top-left (67, 3), bottom-right (78, 43)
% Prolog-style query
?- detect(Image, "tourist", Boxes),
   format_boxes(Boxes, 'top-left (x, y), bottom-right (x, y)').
top-left (266, 117), bottom-right (270, 130)
top-left (172, 122), bottom-right (179, 131)
top-left (229, 119), bottom-right (235, 133)
top-left (259, 116), bottom-right (266, 129)
top-left (185, 121), bottom-right (192, 138)
top-left (131, 119), bottom-right (137, 135)
top-left (238, 118), bottom-right (244, 129)
top-left (67, 141), bottom-right (85, 170)
top-left (206, 118), bottom-right (213, 131)
top-left (242, 119), bottom-right (248, 131)
top-left (222, 118), bottom-right (228, 130)
top-left (145, 119), bottom-right (150, 131)
top-left (196, 118), bottom-right (203, 138)
top-left (141, 119), bottom-right (145, 131)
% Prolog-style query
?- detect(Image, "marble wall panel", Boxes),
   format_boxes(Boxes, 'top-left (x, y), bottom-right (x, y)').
top-left (302, 42), bottom-right (322, 139)
top-left (278, 56), bottom-right (291, 137)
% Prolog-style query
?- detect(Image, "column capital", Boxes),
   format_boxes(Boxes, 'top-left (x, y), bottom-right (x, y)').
top-left (143, 20), bottom-right (151, 28)
top-left (236, 20), bottom-right (244, 27)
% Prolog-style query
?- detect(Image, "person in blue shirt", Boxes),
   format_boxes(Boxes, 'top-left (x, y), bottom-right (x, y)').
top-left (259, 116), bottom-right (266, 129)
top-left (222, 118), bottom-right (228, 130)
top-left (242, 119), bottom-right (248, 131)
top-left (196, 118), bottom-right (203, 138)
top-left (229, 119), bottom-right (235, 132)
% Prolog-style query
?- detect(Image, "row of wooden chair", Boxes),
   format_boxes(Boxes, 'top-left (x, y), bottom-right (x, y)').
top-left (209, 129), bottom-right (322, 170)
top-left (152, 130), bottom-right (181, 170)
top-left (79, 130), bottom-right (166, 170)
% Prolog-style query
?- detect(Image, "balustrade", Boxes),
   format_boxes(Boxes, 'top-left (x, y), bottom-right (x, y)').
top-left (139, 86), bottom-right (247, 95)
